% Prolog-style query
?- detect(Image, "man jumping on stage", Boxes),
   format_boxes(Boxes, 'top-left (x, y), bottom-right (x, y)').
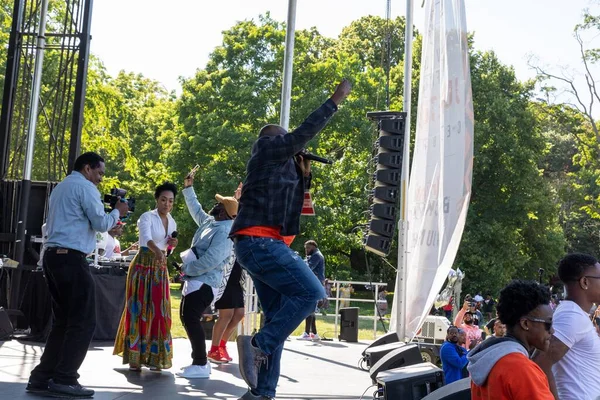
top-left (230, 79), bottom-right (351, 400)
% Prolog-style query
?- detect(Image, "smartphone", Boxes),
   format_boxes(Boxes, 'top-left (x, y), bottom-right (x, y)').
top-left (187, 164), bottom-right (200, 178)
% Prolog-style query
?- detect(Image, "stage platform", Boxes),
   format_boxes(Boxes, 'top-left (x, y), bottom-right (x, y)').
top-left (0, 337), bottom-right (375, 399)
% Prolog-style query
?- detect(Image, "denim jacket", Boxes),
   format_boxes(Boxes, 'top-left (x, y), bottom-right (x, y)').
top-left (180, 187), bottom-right (233, 288)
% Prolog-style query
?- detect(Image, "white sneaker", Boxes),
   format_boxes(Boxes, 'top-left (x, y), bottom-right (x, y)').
top-left (298, 332), bottom-right (311, 340)
top-left (176, 364), bottom-right (211, 379)
top-left (310, 333), bottom-right (321, 341)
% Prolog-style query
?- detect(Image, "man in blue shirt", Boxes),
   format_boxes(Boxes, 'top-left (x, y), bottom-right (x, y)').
top-left (27, 152), bottom-right (128, 398)
top-left (299, 240), bottom-right (325, 341)
top-left (440, 325), bottom-right (469, 384)
top-left (176, 171), bottom-right (238, 379)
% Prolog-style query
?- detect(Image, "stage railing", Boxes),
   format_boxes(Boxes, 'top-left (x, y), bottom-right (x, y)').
top-left (239, 277), bottom-right (388, 340)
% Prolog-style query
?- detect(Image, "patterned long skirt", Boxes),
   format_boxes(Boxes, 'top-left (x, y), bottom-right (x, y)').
top-left (113, 248), bottom-right (173, 369)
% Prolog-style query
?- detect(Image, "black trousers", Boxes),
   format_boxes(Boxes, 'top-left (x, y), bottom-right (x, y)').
top-left (30, 248), bottom-right (96, 385)
top-left (305, 313), bottom-right (317, 334)
top-left (180, 284), bottom-right (214, 366)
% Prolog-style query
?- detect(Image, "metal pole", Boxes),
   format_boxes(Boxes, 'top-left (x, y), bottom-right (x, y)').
top-left (396, 0), bottom-right (414, 343)
top-left (22, 0), bottom-right (49, 181)
top-left (14, 0), bottom-right (49, 268)
top-left (279, 0), bottom-right (297, 130)
top-left (68, 0), bottom-right (94, 174)
top-left (0, 0), bottom-right (25, 180)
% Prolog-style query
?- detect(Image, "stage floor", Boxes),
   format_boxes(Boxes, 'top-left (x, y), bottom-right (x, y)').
top-left (0, 337), bottom-right (375, 399)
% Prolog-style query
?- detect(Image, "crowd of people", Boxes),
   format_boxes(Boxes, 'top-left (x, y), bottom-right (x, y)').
top-left (25, 79), bottom-right (351, 400)
top-left (439, 253), bottom-right (600, 400)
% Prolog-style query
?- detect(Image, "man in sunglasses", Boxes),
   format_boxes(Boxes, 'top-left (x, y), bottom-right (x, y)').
top-left (533, 253), bottom-right (600, 400)
top-left (468, 280), bottom-right (554, 399)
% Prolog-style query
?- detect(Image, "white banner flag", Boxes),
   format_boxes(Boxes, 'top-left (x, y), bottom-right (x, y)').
top-left (402, 0), bottom-right (474, 339)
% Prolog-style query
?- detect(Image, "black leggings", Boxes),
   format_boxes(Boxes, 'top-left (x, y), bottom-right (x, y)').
top-left (180, 284), bottom-right (214, 365)
top-left (305, 313), bottom-right (317, 334)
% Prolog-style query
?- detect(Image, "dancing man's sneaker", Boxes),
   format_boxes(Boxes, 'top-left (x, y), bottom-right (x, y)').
top-left (176, 364), bottom-right (211, 379)
top-left (238, 389), bottom-right (274, 400)
top-left (310, 333), bottom-right (321, 341)
top-left (237, 335), bottom-right (268, 389)
top-left (298, 332), bottom-right (311, 340)
top-left (47, 379), bottom-right (94, 398)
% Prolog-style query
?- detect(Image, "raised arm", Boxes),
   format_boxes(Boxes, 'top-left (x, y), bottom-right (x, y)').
top-left (259, 80), bottom-right (352, 162)
top-left (532, 336), bottom-right (569, 399)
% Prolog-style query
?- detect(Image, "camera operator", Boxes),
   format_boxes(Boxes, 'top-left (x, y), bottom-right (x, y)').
top-left (27, 152), bottom-right (128, 398)
top-left (230, 79), bottom-right (351, 400)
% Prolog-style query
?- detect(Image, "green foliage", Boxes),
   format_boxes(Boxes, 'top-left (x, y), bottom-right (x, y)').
top-left (2, 6), bottom-right (594, 296)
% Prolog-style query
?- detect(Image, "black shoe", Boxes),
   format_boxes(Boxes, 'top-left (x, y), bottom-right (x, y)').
top-left (238, 389), bottom-right (274, 399)
top-left (48, 379), bottom-right (94, 398)
top-left (237, 335), bottom-right (268, 390)
top-left (26, 379), bottom-right (49, 393)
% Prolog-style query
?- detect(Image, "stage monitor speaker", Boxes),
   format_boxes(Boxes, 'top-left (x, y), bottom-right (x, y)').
top-left (339, 307), bottom-right (359, 342)
top-left (0, 307), bottom-right (14, 340)
top-left (421, 377), bottom-right (471, 400)
top-left (364, 340), bottom-right (405, 368)
top-left (376, 362), bottom-right (444, 400)
top-left (362, 331), bottom-right (400, 356)
top-left (369, 343), bottom-right (423, 382)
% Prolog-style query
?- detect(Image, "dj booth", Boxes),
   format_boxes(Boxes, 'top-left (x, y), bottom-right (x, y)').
top-left (0, 261), bottom-right (128, 342)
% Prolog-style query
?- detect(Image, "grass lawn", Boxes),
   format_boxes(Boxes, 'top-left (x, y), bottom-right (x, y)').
top-left (169, 284), bottom-right (391, 341)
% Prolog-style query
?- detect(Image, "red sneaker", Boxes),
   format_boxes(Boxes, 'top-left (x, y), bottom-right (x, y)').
top-left (220, 346), bottom-right (233, 362)
top-left (207, 349), bottom-right (228, 364)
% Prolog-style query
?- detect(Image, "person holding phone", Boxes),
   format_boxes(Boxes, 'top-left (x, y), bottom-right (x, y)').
top-left (176, 170), bottom-right (239, 379)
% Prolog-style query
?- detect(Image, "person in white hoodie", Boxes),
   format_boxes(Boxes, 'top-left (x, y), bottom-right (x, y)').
top-left (467, 280), bottom-right (554, 400)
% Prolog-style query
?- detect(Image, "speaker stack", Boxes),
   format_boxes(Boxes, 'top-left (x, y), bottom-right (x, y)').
top-left (339, 307), bottom-right (359, 342)
top-left (375, 362), bottom-right (444, 400)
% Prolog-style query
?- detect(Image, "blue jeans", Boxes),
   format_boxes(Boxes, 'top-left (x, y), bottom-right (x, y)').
top-left (234, 237), bottom-right (325, 397)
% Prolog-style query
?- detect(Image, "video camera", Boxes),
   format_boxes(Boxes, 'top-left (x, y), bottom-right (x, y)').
top-left (104, 188), bottom-right (135, 214)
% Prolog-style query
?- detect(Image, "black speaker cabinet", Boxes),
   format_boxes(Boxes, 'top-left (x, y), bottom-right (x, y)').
top-left (365, 341), bottom-right (406, 368)
top-left (362, 331), bottom-right (400, 356)
top-left (376, 362), bottom-right (444, 400)
top-left (370, 343), bottom-right (423, 382)
top-left (421, 377), bottom-right (471, 400)
top-left (339, 307), bottom-right (359, 342)
top-left (0, 307), bottom-right (14, 340)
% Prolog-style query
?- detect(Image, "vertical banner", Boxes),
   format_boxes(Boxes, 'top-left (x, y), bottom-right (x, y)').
top-left (401, 0), bottom-right (474, 339)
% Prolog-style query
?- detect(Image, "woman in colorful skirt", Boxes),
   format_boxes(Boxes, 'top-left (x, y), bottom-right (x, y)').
top-left (114, 182), bottom-right (178, 371)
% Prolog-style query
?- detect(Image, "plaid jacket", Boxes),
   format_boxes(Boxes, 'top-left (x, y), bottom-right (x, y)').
top-left (231, 99), bottom-right (338, 236)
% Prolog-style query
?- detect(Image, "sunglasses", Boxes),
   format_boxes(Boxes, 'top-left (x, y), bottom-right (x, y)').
top-left (524, 316), bottom-right (552, 332)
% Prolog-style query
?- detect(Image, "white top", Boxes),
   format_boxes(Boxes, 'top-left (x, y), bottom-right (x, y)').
top-left (137, 209), bottom-right (177, 251)
top-left (552, 300), bottom-right (600, 400)
top-left (182, 280), bottom-right (218, 298)
top-left (103, 234), bottom-right (120, 258)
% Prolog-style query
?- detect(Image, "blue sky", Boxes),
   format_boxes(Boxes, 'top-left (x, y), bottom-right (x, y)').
top-left (90, 0), bottom-right (597, 98)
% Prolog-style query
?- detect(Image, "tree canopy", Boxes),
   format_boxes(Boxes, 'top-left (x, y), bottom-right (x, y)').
top-left (3, 5), bottom-right (600, 296)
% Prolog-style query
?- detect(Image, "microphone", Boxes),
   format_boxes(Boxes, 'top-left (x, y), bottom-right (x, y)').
top-left (167, 231), bottom-right (178, 257)
top-left (296, 150), bottom-right (333, 164)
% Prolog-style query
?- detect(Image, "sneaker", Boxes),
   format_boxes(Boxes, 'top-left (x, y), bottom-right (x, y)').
top-left (208, 349), bottom-right (229, 364)
top-left (220, 346), bottom-right (233, 362)
top-left (238, 389), bottom-right (274, 399)
top-left (175, 364), bottom-right (211, 379)
top-left (26, 379), bottom-right (49, 393)
top-left (298, 332), bottom-right (311, 340)
top-left (310, 333), bottom-right (321, 341)
top-left (237, 335), bottom-right (268, 389)
top-left (47, 379), bottom-right (94, 398)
